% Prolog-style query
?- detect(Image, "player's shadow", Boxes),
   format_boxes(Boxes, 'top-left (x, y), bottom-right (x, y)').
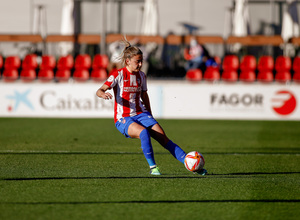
top-left (2, 171), bottom-right (300, 181)
top-left (3, 199), bottom-right (300, 205)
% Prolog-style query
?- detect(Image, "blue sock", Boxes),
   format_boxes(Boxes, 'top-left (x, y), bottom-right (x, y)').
top-left (140, 129), bottom-right (156, 168)
top-left (164, 140), bottom-right (186, 164)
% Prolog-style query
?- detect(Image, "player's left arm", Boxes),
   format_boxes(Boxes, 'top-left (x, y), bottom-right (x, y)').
top-left (141, 91), bottom-right (152, 115)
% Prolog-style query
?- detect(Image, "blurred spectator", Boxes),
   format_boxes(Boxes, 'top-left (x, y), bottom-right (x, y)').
top-left (184, 36), bottom-right (218, 72)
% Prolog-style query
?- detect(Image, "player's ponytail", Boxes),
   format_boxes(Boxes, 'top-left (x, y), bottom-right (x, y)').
top-left (119, 36), bottom-right (143, 67)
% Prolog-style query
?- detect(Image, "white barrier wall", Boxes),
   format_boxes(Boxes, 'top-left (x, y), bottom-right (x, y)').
top-left (0, 81), bottom-right (299, 120)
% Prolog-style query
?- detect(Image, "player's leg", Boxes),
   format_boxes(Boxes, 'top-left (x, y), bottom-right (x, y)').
top-left (127, 122), bottom-right (158, 171)
top-left (149, 123), bottom-right (186, 164)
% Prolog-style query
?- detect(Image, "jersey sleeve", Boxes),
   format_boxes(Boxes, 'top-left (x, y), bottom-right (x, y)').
top-left (104, 69), bottom-right (119, 88)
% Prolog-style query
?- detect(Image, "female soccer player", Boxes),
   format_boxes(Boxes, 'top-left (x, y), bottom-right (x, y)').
top-left (96, 41), bottom-right (206, 175)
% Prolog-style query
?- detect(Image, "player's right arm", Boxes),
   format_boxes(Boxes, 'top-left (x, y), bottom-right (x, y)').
top-left (96, 84), bottom-right (113, 100)
top-left (97, 69), bottom-right (119, 100)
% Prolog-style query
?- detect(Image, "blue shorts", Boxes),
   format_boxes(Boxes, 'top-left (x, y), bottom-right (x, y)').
top-left (115, 112), bottom-right (158, 138)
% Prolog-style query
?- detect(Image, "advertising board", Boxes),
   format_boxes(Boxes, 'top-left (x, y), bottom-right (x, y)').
top-left (0, 81), bottom-right (299, 120)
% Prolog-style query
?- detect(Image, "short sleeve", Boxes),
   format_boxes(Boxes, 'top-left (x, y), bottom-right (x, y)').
top-left (104, 69), bottom-right (119, 88)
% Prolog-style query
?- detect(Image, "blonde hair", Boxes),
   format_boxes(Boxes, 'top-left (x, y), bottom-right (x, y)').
top-left (119, 39), bottom-right (143, 67)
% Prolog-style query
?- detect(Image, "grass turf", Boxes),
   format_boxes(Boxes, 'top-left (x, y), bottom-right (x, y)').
top-left (0, 118), bottom-right (299, 219)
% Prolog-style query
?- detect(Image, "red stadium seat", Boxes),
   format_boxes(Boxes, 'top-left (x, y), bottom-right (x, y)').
top-left (275, 71), bottom-right (291, 83)
top-left (274, 56), bottom-right (291, 83)
top-left (56, 55), bottom-right (73, 82)
top-left (292, 56), bottom-right (300, 72)
top-left (92, 54), bottom-right (109, 69)
top-left (20, 54), bottom-right (38, 82)
top-left (73, 69), bottom-right (89, 81)
top-left (3, 56), bottom-right (21, 82)
top-left (55, 69), bottom-right (71, 82)
top-left (258, 56), bottom-right (274, 72)
top-left (293, 72), bottom-right (300, 83)
top-left (239, 55), bottom-right (256, 83)
top-left (257, 71), bottom-right (273, 83)
top-left (57, 55), bottom-right (74, 70)
top-left (204, 67), bottom-right (220, 81)
top-left (222, 55), bottom-right (239, 71)
top-left (186, 69), bottom-right (202, 81)
top-left (91, 68), bottom-right (107, 81)
top-left (4, 56), bottom-right (21, 69)
top-left (40, 55), bottom-right (56, 70)
top-left (22, 54), bottom-right (38, 70)
top-left (221, 69), bottom-right (238, 82)
top-left (240, 55), bottom-right (256, 71)
top-left (75, 54), bottom-right (91, 70)
top-left (257, 56), bottom-right (274, 83)
top-left (2, 69), bottom-right (19, 82)
top-left (73, 54), bottom-right (91, 81)
top-left (20, 69), bottom-right (36, 82)
top-left (0, 55), bottom-right (3, 69)
top-left (38, 69), bottom-right (54, 82)
top-left (38, 55), bottom-right (56, 82)
top-left (293, 56), bottom-right (300, 83)
top-left (239, 70), bottom-right (256, 82)
top-left (275, 56), bottom-right (291, 72)
top-left (221, 55), bottom-right (239, 82)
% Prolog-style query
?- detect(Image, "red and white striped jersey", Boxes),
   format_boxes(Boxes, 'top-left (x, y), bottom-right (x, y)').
top-left (104, 67), bottom-right (148, 123)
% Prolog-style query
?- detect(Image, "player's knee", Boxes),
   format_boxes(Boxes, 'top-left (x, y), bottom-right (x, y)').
top-left (139, 128), bottom-right (150, 140)
top-left (128, 123), bottom-right (146, 139)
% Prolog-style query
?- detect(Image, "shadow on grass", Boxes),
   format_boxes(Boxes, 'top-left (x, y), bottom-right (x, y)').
top-left (1, 199), bottom-right (300, 205)
top-left (0, 151), bottom-right (299, 155)
top-left (1, 171), bottom-right (299, 181)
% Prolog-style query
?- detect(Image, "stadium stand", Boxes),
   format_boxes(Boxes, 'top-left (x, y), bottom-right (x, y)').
top-left (0, 34), bottom-right (300, 83)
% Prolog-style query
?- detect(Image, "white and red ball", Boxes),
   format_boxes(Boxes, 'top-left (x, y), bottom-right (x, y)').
top-left (184, 151), bottom-right (205, 172)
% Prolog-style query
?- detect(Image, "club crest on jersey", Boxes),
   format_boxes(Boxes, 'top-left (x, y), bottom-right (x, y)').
top-left (119, 118), bottom-right (126, 124)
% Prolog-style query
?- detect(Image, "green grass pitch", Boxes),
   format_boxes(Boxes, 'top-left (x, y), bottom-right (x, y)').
top-left (0, 118), bottom-right (299, 220)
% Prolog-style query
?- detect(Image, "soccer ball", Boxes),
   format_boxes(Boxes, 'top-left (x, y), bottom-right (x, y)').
top-left (184, 151), bottom-right (205, 172)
